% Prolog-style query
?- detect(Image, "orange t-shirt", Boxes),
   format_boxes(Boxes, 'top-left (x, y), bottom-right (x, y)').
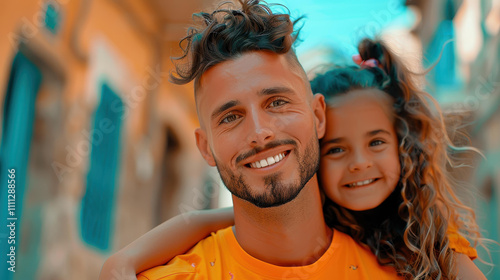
top-left (447, 227), bottom-right (478, 260)
top-left (137, 226), bottom-right (401, 280)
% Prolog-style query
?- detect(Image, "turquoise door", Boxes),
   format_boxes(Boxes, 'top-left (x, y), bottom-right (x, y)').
top-left (80, 83), bottom-right (124, 251)
top-left (0, 52), bottom-right (43, 280)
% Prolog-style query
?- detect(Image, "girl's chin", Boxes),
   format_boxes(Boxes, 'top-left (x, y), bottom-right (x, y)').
top-left (334, 199), bottom-right (386, 212)
top-left (347, 205), bottom-right (379, 212)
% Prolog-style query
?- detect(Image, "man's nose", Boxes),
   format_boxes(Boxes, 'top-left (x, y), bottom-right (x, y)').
top-left (246, 110), bottom-right (275, 146)
top-left (348, 150), bottom-right (373, 172)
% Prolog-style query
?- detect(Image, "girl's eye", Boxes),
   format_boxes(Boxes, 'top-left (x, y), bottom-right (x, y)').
top-left (269, 99), bottom-right (288, 108)
top-left (370, 139), bottom-right (385, 146)
top-left (326, 147), bottom-right (344, 155)
top-left (220, 114), bottom-right (241, 124)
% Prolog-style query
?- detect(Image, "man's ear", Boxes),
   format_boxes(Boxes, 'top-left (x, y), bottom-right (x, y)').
top-left (195, 128), bottom-right (216, 166)
top-left (312, 93), bottom-right (327, 139)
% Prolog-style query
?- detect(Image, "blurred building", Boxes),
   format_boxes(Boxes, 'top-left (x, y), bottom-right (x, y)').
top-left (0, 0), bottom-right (221, 279)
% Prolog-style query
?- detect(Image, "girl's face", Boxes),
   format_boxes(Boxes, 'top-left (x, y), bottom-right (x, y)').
top-left (319, 89), bottom-right (401, 211)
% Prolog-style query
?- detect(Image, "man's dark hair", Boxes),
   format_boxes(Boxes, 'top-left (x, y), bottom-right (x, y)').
top-left (170, 0), bottom-right (303, 89)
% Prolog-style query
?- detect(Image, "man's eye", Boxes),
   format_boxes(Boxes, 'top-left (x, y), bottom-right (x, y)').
top-left (220, 114), bottom-right (240, 124)
top-left (269, 99), bottom-right (287, 108)
top-left (370, 140), bottom-right (385, 146)
top-left (326, 147), bottom-right (344, 155)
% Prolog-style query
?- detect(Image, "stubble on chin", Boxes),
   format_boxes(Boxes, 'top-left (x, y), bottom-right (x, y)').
top-left (214, 134), bottom-right (320, 208)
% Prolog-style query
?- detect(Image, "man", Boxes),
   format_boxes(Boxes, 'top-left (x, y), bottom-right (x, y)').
top-left (138, 1), bottom-right (399, 279)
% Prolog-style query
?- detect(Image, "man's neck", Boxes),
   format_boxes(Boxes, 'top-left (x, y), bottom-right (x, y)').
top-left (232, 176), bottom-right (332, 266)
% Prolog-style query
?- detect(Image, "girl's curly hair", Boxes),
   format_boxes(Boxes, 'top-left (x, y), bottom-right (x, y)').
top-left (312, 38), bottom-right (482, 279)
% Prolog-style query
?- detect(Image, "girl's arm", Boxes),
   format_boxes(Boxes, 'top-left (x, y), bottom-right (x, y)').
top-left (99, 207), bottom-right (234, 280)
top-left (454, 253), bottom-right (487, 280)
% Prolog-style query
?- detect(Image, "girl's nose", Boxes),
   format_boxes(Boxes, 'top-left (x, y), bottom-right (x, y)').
top-left (348, 152), bottom-right (373, 172)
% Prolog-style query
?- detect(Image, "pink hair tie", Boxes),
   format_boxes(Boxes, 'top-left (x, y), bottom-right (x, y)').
top-left (352, 54), bottom-right (380, 68)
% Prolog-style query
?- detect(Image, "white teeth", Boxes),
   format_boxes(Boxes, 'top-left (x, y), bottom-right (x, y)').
top-left (267, 156), bottom-right (275, 165)
top-left (347, 179), bottom-right (375, 188)
top-left (249, 152), bottom-right (286, 169)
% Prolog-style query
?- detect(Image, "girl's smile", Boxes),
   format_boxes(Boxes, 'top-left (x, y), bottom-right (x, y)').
top-left (343, 177), bottom-right (379, 188)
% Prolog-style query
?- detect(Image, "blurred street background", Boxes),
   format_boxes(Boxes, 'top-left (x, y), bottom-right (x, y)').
top-left (0, 0), bottom-right (499, 279)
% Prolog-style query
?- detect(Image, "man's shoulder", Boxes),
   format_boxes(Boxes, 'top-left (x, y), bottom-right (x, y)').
top-left (137, 227), bottom-right (231, 280)
top-left (326, 230), bottom-right (401, 279)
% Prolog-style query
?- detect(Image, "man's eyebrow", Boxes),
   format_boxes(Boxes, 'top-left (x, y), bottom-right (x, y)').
top-left (210, 87), bottom-right (294, 121)
top-left (367, 129), bottom-right (392, 137)
top-left (259, 87), bottom-right (295, 96)
top-left (211, 100), bottom-right (240, 120)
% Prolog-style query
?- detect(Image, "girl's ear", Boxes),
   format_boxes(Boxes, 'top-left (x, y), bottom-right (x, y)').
top-left (312, 93), bottom-right (327, 139)
top-left (195, 128), bottom-right (216, 166)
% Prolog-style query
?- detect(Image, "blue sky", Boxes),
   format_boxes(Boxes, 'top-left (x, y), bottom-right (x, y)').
top-left (270, 0), bottom-right (414, 57)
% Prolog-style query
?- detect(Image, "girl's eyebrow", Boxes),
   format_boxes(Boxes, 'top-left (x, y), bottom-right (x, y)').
top-left (322, 137), bottom-right (344, 145)
top-left (367, 129), bottom-right (392, 137)
top-left (322, 129), bottom-right (392, 145)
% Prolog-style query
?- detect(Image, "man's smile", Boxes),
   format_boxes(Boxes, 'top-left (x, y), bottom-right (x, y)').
top-left (248, 151), bottom-right (288, 168)
top-left (240, 147), bottom-right (292, 169)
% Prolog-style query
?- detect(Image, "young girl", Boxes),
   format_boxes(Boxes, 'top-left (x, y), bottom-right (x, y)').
top-left (99, 39), bottom-right (486, 280)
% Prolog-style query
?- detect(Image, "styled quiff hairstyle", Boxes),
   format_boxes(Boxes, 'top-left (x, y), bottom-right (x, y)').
top-left (170, 0), bottom-right (303, 90)
top-left (312, 38), bottom-right (482, 279)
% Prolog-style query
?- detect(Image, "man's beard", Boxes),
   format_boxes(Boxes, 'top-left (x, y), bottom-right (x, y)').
top-left (214, 135), bottom-right (320, 208)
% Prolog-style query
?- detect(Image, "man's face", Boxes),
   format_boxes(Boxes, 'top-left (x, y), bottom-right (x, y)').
top-left (195, 51), bottom-right (326, 208)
